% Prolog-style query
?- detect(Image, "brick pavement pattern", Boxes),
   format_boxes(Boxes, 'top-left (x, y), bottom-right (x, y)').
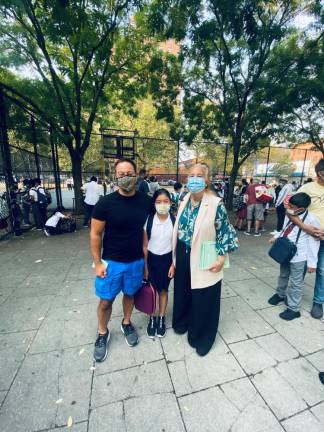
top-left (0, 226), bottom-right (323, 431)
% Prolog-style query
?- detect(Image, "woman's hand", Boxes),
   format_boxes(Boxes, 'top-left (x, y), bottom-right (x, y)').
top-left (269, 237), bottom-right (276, 244)
top-left (94, 262), bottom-right (107, 278)
top-left (209, 256), bottom-right (225, 273)
top-left (168, 264), bottom-right (175, 279)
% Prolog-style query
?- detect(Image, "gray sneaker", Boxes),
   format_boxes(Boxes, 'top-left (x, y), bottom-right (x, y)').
top-left (311, 302), bottom-right (323, 319)
top-left (121, 321), bottom-right (138, 347)
top-left (94, 330), bottom-right (110, 362)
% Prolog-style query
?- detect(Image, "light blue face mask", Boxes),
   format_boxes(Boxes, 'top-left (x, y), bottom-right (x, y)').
top-left (187, 176), bottom-right (206, 193)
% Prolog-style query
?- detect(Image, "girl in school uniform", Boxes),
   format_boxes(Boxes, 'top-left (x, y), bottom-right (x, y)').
top-left (143, 189), bottom-right (175, 338)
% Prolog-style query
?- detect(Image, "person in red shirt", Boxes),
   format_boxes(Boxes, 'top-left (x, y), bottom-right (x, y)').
top-left (244, 179), bottom-right (264, 236)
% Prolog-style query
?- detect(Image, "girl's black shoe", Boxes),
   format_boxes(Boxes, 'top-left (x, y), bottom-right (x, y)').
top-left (157, 316), bottom-right (166, 338)
top-left (147, 316), bottom-right (156, 338)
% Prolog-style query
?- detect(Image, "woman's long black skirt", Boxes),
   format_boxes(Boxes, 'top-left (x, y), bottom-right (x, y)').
top-left (172, 240), bottom-right (222, 356)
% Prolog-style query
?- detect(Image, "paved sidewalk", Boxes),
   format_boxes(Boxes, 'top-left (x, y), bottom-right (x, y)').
top-left (0, 223), bottom-right (323, 432)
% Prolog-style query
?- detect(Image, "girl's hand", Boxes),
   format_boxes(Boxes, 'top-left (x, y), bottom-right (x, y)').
top-left (168, 264), bottom-right (175, 279)
top-left (144, 266), bottom-right (149, 280)
top-left (269, 237), bottom-right (276, 244)
top-left (209, 256), bottom-right (225, 273)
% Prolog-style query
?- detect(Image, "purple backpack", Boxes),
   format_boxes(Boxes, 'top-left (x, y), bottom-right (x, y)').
top-left (134, 280), bottom-right (157, 315)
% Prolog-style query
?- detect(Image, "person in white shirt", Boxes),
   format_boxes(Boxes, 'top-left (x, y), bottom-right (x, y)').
top-left (148, 176), bottom-right (160, 195)
top-left (272, 177), bottom-right (294, 235)
top-left (82, 176), bottom-right (104, 227)
top-left (29, 178), bottom-right (47, 229)
top-left (143, 189), bottom-right (175, 338)
top-left (268, 193), bottom-right (320, 320)
top-left (44, 210), bottom-right (76, 236)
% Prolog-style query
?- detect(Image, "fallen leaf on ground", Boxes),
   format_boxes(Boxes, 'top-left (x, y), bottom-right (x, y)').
top-left (183, 406), bottom-right (189, 411)
top-left (250, 266), bottom-right (257, 270)
top-left (55, 398), bottom-right (63, 404)
top-left (38, 316), bottom-right (45, 321)
top-left (90, 366), bottom-right (96, 371)
top-left (79, 348), bottom-right (85, 356)
top-left (35, 259), bottom-right (42, 263)
top-left (67, 416), bottom-right (73, 427)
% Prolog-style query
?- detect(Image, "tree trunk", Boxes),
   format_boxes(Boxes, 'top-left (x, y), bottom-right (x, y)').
top-left (227, 159), bottom-right (240, 211)
top-left (70, 153), bottom-right (84, 214)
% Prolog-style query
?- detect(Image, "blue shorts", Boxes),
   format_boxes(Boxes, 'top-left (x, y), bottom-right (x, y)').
top-left (95, 258), bottom-right (144, 301)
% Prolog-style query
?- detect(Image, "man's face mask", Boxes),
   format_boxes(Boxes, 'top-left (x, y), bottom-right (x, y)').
top-left (117, 175), bottom-right (137, 192)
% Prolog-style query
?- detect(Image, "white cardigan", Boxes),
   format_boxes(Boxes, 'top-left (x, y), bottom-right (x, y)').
top-left (172, 191), bottom-right (223, 289)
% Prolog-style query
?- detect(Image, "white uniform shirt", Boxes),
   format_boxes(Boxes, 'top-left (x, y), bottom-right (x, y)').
top-left (83, 181), bottom-right (104, 205)
top-left (29, 186), bottom-right (45, 202)
top-left (276, 183), bottom-right (294, 207)
top-left (145, 214), bottom-right (173, 255)
top-left (274, 211), bottom-right (320, 267)
top-left (45, 212), bottom-right (65, 228)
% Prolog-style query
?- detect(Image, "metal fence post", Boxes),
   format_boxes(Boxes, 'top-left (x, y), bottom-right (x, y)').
top-left (0, 89), bottom-right (15, 232)
top-left (300, 149), bottom-right (308, 185)
top-left (0, 90), bottom-right (14, 185)
top-left (264, 146), bottom-right (271, 182)
top-left (49, 126), bottom-right (62, 209)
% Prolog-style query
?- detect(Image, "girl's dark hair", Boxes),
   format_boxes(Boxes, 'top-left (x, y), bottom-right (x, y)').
top-left (289, 192), bottom-right (311, 209)
top-left (153, 188), bottom-right (171, 202)
top-left (150, 188), bottom-right (171, 214)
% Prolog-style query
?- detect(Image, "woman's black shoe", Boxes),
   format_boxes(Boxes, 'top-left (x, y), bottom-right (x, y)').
top-left (173, 326), bottom-right (188, 335)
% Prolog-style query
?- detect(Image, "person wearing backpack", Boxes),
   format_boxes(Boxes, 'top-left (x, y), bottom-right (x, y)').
top-left (143, 189), bottom-right (175, 338)
top-left (29, 178), bottom-right (48, 230)
top-left (268, 193), bottom-right (320, 320)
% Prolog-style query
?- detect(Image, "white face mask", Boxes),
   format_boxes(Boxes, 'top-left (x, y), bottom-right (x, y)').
top-left (286, 209), bottom-right (295, 215)
top-left (286, 208), bottom-right (304, 216)
top-left (155, 203), bottom-right (171, 215)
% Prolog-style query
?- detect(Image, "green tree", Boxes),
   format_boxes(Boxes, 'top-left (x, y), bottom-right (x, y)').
top-left (0, 0), bottom-right (155, 211)
top-left (145, 0), bottom-right (317, 208)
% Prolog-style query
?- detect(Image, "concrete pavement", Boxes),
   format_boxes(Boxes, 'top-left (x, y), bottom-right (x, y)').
top-left (0, 221), bottom-right (323, 431)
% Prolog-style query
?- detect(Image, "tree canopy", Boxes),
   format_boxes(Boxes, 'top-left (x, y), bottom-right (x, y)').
top-left (144, 0), bottom-right (323, 206)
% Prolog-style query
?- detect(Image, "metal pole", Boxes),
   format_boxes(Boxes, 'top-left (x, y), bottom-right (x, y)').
top-left (30, 115), bottom-right (40, 178)
top-left (264, 145), bottom-right (271, 183)
top-left (176, 140), bottom-right (180, 181)
top-left (223, 142), bottom-right (229, 177)
top-left (49, 127), bottom-right (61, 209)
top-left (0, 89), bottom-right (15, 232)
top-left (0, 90), bottom-right (14, 184)
top-left (300, 149), bottom-right (308, 185)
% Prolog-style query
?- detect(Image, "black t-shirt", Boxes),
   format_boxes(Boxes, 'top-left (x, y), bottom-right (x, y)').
top-left (92, 191), bottom-right (152, 262)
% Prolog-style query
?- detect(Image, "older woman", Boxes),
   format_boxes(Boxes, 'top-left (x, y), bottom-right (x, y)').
top-left (172, 164), bottom-right (238, 356)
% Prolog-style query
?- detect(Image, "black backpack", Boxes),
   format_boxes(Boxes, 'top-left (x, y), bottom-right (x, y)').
top-left (33, 187), bottom-right (49, 208)
top-left (146, 213), bottom-right (175, 241)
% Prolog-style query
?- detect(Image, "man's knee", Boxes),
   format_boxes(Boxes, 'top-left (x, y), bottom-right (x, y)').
top-left (98, 299), bottom-right (113, 311)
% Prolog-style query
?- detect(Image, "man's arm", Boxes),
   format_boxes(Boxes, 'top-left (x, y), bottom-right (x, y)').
top-left (90, 218), bottom-right (106, 278)
top-left (287, 213), bottom-right (323, 238)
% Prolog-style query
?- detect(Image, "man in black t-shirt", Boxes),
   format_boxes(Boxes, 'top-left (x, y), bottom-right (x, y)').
top-left (91, 158), bottom-right (152, 362)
